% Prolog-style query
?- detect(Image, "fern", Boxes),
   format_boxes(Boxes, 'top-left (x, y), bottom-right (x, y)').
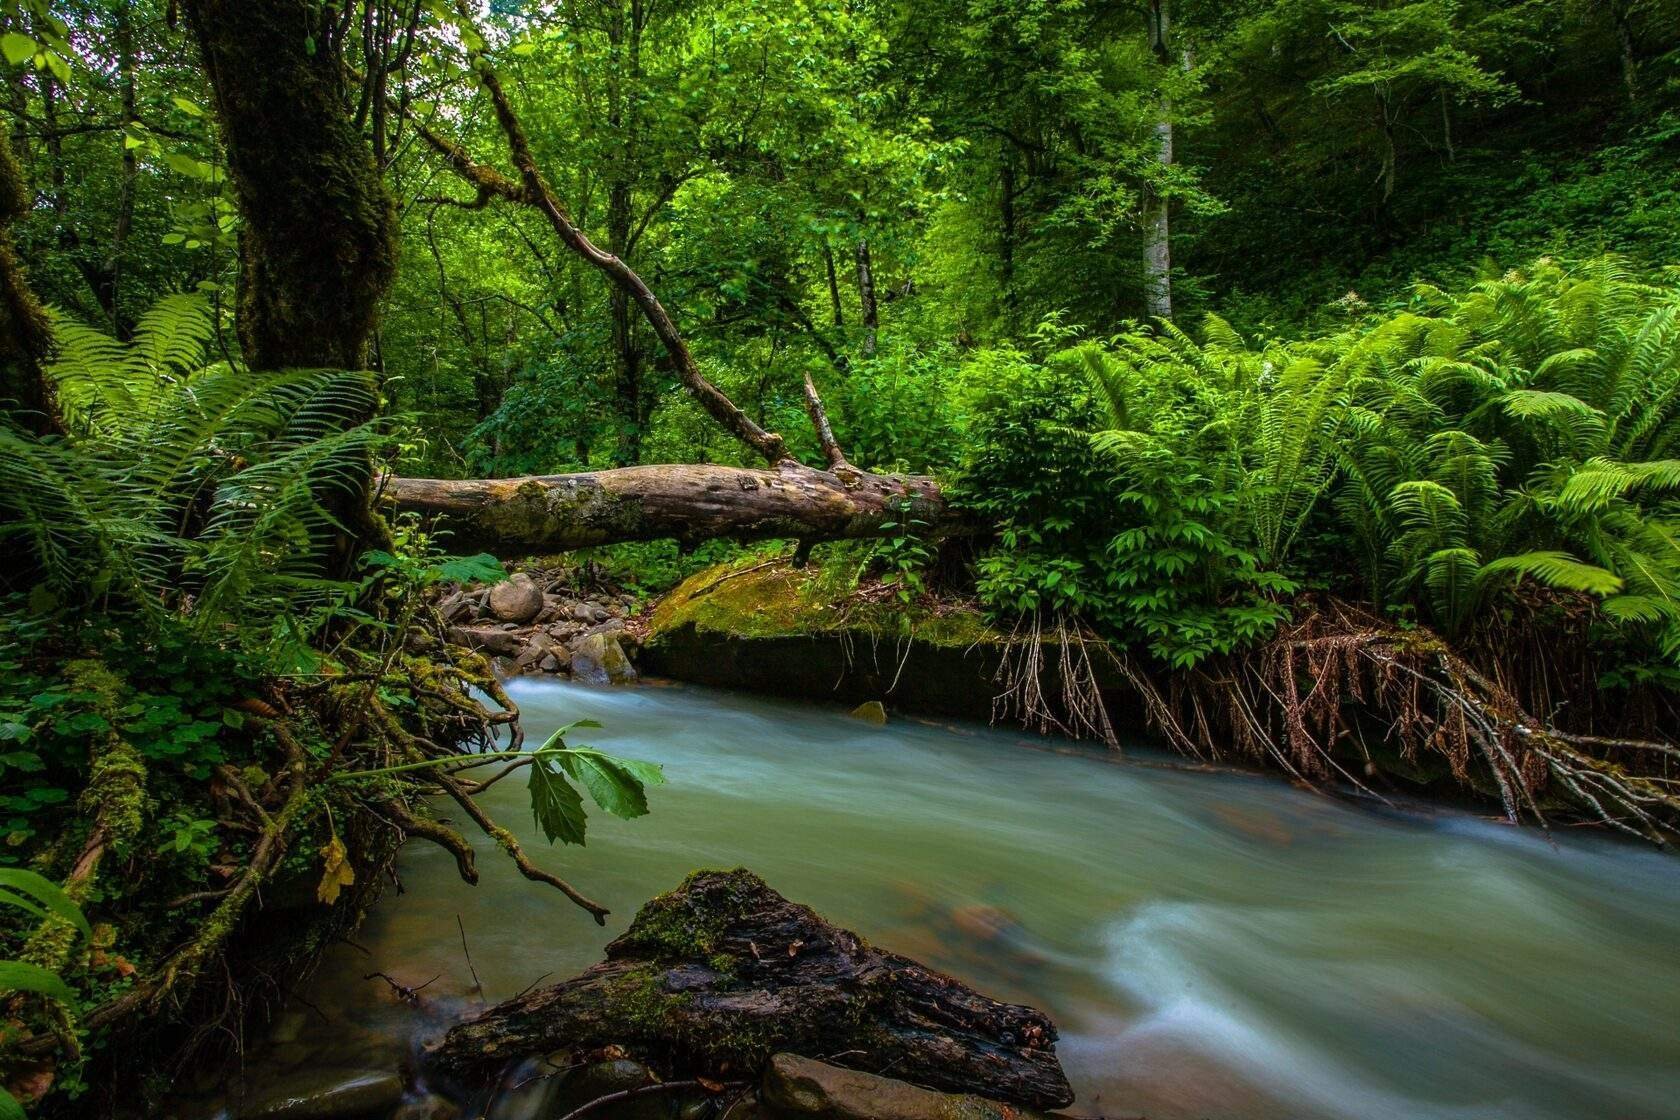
top-left (2, 296), bottom-right (381, 644)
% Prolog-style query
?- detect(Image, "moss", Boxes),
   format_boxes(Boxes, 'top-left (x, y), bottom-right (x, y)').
top-left (646, 562), bottom-right (1000, 648)
top-left (614, 867), bottom-right (751, 959)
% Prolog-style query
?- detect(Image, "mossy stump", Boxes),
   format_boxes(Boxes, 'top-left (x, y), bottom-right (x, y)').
top-left (426, 869), bottom-right (1074, 1110)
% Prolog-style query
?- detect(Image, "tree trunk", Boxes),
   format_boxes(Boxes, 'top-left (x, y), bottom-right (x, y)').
top-left (854, 238), bottom-right (877, 357)
top-left (1604, 0), bottom-right (1638, 104)
top-left (1000, 151), bottom-right (1018, 329)
top-left (822, 241), bottom-right (844, 327)
top-left (1142, 0), bottom-right (1173, 322)
top-left (427, 870), bottom-right (1073, 1110)
top-left (183, 0), bottom-right (398, 370)
top-left (0, 128), bottom-right (56, 435)
top-left (107, 4), bottom-right (138, 338)
top-left (385, 462), bottom-right (955, 556)
top-left (184, 0), bottom-right (400, 569)
top-left (606, 0), bottom-right (647, 466)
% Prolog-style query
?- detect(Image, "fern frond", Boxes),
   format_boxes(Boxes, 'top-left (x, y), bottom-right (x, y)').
top-left (1477, 550), bottom-right (1623, 596)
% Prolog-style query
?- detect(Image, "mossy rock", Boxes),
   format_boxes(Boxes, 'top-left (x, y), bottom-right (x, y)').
top-left (642, 563), bottom-right (1127, 723)
top-left (428, 869), bottom-right (1073, 1110)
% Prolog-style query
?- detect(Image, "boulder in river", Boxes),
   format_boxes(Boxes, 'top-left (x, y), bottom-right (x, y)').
top-left (427, 869), bottom-right (1073, 1110)
top-left (488, 573), bottom-right (545, 623)
top-left (570, 631), bottom-right (636, 685)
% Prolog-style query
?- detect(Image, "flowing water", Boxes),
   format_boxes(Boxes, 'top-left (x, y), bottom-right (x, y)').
top-left (247, 679), bottom-right (1679, 1120)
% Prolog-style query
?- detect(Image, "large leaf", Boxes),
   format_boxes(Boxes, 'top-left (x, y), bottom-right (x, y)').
top-left (0, 960), bottom-right (77, 1007)
top-left (0, 869), bottom-right (91, 942)
top-left (558, 749), bottom-right (664, 821)
top-left (527, 756), bottom-right (587, 845)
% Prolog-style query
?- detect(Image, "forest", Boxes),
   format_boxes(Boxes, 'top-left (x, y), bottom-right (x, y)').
top-left (0, 1), bottom-right (1678, 1118)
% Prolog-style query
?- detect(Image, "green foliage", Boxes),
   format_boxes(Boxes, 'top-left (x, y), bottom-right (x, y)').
top-left (0, 866), bottom-right (89, 1118)
top-left (960, 323), bottom-right (1299, 667)
top-left (527, 723), bottom-right (667, 845)
top-left (2, 293), bottom-right (384, 647)
top-left (956, 259), bottom-right (1680, 678)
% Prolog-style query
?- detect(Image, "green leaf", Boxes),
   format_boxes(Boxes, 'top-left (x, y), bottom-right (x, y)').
top-left (425, 553), bottom-right (507, 584)
top-left (557, 749), bottom-right (663, 821)
top-left (0, 34), bottom-right (36, 67)
top-left (0, 868), bottom-right (92, 942)
top-left (0, 888), bottom-right (46, 921)
top-left (0, 1089), bottom-right (23, 1120)
top-left (527, 757), bottom-right (587, 845)
top-left (172, 96), bottom-right (205, 117)
top-left (1477, 551), bottom-right (1623, 596)
top-left (0, 960), bottom-right (77, 1006)
top-left (43, 50), bottom-right (68, 84)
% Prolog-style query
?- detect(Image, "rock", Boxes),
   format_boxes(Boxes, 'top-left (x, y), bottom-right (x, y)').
top-left (847, 701), bottom-right (887, 726)
top-left (233, 1069), bottom-right (404, 1120)
top-left (760, 1053), bottom-right (1055, 1120)
top-left (569, 631), bottom-right (636, 686)
top-left (428, 870), bottom-right (1072, 1110)
top-left (535, 596), bottom-right (565, 624)
top-left (438, 591), bottom-right (472, 624)
top-left (489, 574), bottom-right (545, 623)
top-left (514, 641), bottom-right (551, 673)
top-left (570, 602), bottom-right (597, 623)
top-left (449, 626), bottom-right (527, 658)
top-left (538, 654), bottom-right (562, 674)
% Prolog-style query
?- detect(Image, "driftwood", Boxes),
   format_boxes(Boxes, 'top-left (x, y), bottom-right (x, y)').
top-left (427, 869), bottom-right (1074, 1110)
top-left (385, 464), bottom-right (957, 558)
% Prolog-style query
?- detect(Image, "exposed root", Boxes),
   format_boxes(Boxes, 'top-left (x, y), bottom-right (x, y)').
top-left (1106, 600), bottom-right (1680, 844)
top-left (992, 613), bottom-right (1117, 747)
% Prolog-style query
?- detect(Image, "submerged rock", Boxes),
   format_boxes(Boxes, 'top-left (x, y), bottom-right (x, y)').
top-left (428, 869), bottom-right (1073, 1110)
top-left (760, 1053), bottom-right (1057, 1120)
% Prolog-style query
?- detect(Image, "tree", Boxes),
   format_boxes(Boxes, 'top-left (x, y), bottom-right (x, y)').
top-left (181, 0), bottom-right (397, 369)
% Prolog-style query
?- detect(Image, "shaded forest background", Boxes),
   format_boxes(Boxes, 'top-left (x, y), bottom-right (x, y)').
top-left (11, 0), bottom-right (1679, 477)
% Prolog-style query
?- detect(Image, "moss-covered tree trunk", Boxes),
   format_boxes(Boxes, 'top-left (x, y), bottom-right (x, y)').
top-left (183, 0), bottom-right (398, 370)
top-left (0, 127), bottom-right (57, 435)
top-left (184, 0), bottom-right (399, 564)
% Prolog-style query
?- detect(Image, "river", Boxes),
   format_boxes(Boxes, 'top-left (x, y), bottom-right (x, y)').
top-left (234, 678), bottom-right (1680, 1120)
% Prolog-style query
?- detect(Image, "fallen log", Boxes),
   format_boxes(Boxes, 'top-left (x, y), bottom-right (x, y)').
top-left (384, 464), bottom-right (958, 558)
top-left (427, 868), bottom-right (1074, 1110)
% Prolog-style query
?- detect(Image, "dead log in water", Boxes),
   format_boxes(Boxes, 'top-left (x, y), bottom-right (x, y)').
top-left (426, 868), bottom-right (1074, 1110)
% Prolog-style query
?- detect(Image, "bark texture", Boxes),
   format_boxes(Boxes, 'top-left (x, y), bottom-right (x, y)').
top-left (184, 0), bottom-right (399, 369)
top-left (428, 869), bottom-right (1073, 1110)
top-left (0, 127), bottom-right (56, 434)
top-left (385, 463), bottom-right (954, 556)
top-left (1142, 0), bottom-right (1174, 322)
